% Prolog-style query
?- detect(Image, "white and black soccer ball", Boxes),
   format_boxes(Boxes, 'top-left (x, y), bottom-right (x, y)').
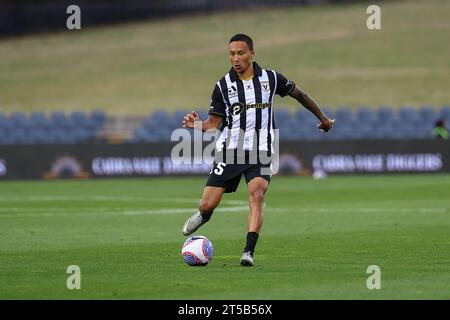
top-left (181, 236), bottom-right (214, 266)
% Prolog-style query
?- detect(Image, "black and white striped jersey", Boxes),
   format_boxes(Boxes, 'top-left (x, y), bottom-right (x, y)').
top-left (208, 62), bottom-right (295, 157)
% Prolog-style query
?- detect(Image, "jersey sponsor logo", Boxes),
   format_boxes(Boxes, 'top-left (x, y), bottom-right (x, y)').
top-left (260, 81), bottom-right (270, 92)
top-left (229, 102), bottom-right (271, 116)
top-left (230, 102), bottom-right (245, 116)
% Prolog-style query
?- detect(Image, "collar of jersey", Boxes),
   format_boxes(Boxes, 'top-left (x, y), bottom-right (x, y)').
top-left (228, 62), bottom-right (263, 82)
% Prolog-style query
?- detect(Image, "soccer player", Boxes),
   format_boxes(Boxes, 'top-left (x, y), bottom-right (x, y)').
top-left (181, 34), bottom-right (335, 266)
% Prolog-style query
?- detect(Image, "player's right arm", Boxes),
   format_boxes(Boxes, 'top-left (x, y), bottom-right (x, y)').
top-left (182, 112), bottom-right (222, 132)
top-left (182, 83), bottom-right (225, 132)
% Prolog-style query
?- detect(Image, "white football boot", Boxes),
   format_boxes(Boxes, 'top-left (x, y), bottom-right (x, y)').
top-left (182, 212), bottom-right (207, 236)
top-left (240, 251), bottom-right (254, 267)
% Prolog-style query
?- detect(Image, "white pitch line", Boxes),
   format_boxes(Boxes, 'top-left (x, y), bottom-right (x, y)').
top-left (0, 196), bottom-right (196, 202)
top-left (0, 207), bottom-right (114, 212)
top-left (0, 206), bottom-right (446, 219)
top-left (123, 206), bottom-right (249, 215)
top-left (0, 205), bottom-right (251, 218)
top-left (269, 208), bottom-right (448, 214)
top-left (0, 195), bottom-right (248, 206)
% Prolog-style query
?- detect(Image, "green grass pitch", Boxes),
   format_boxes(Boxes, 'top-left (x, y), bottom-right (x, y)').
top-left (1, 175), bottom-right (449, 299)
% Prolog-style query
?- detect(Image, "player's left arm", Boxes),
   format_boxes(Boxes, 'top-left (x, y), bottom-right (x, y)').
top-left (288, 85), bottom-right (335, 132)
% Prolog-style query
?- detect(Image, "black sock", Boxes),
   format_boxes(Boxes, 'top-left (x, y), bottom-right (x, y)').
top-left (244, 232), bottom-right (259, 256)
top-left (200, 209), bottom-right (213, 221)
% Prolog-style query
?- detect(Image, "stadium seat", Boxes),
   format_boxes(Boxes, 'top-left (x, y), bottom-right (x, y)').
top-left (289, 128), bottom-right (306, 140)
top-left (0, 135), bottom-right (15, 145)
top-left (131, 128), bottom-right (147, 142)
top-left (91, 110), bottom-right (107, 125)
top-left (50, 111), bottom-right (66, 127)
top-left (70, 111), bottom-right (87, 122)
top-left (322, 107), bottom-right (334, 120)
top-left (9, 112), bottom-right (26, 123)
top-left (198, 110), bottom-right (208, 121)
top-left (31, 112), bottom-right (51, 130)
top-left (143, 117), bottom-right (158, 131)
top-left (399, 106), bottom-right (422, 126)
top-left (0, 112), bottom-right (7, 126)
top-left (356, 107), bottom-right (377, 124)
top-left (153, 110), bottom-right (169, 118)
top-left (295, 110), bottom-right (317, 127)
top-left (275, 108), bottom-right (290, 127)
top-left (32, 130), bottom-right (50, 144)
top-left (419, 105), bottom-right (436, 122)
top-left (1, 119), bottom-right (14, 132)
top-left (160, 116), bottom-right (177, 132)
top-left (439, 106), bottom-right (450, 123)
top-left (335, 107), bottom-right (354, 122)
top-left (378, 106), bottom-right (395, 121)
top-left (378, 127), bottom-right (393, 139)
top-left (150, 110), bottom-right (171, 126)
top-left (175, 110), bottom-right (188, 122)
top-left (10, 129), bottom-right (27, 144)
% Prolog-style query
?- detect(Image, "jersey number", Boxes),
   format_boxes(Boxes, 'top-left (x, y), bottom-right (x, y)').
top-left (213, 162), bottom-right (227, 176)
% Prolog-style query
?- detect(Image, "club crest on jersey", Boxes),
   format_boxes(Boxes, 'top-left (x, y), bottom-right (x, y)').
top-left (261, 81), bottom-right (270, 92)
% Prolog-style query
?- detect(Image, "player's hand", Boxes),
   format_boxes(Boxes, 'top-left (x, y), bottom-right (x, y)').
top-left (318, 118), bottom-right (335, 132)
top-left (182, 111), bottom-right (200, 129)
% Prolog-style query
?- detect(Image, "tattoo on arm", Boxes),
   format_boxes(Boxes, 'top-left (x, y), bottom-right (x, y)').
top-left (289, 85), bottom-right (326, 122)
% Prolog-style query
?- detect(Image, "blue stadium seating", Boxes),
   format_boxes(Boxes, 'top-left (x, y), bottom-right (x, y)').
top-left (0, 110), bottom-right (106, 145)
top-left (378, 106), bottom-right (394, 121)
top-left (356, 107), bottom-right (377, 124)
top-left (0, 107), bottom-right (447, 145)
top-left (198, 110), bottom-right (209, 121)
top-left (335, 107), bottom-right (354, 122)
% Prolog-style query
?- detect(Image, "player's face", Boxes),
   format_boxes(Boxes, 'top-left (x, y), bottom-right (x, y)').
top-left (228, 41), bottom-right (254, 74)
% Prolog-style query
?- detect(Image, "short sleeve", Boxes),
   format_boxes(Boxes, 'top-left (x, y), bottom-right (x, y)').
top-left (208, 84), bottom-right (226, 118)
top-left (275, 72), bottom-right (295, 97)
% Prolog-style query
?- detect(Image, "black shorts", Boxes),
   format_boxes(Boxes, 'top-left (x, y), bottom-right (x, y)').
top-left (206, 161), bottom-right (272, 193)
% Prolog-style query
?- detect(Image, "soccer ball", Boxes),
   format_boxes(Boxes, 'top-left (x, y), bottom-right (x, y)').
top-left (181, 235), bottom-right (214, 266)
